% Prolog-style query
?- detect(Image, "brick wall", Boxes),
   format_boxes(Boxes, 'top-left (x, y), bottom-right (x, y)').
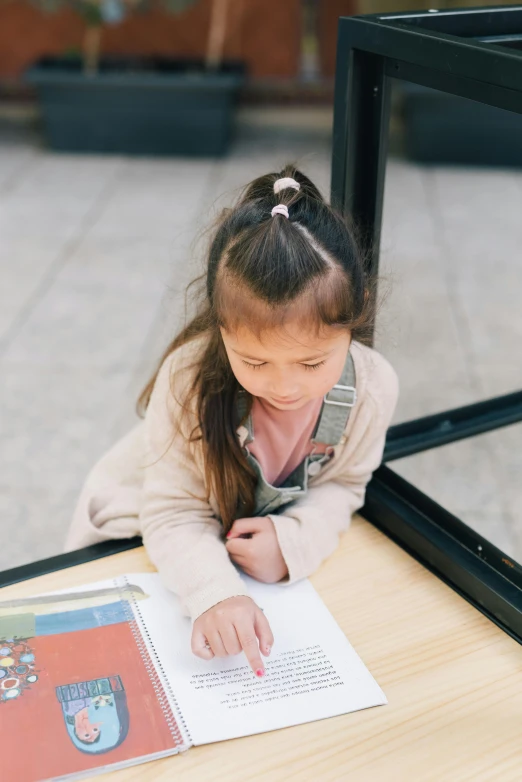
top-left (0, 0), bottom-right (301, 82)
top-left (1, 0), bottom-right (520, 87)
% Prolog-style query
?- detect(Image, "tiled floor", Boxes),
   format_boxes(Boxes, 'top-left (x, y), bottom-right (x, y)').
top-left (0, 106), bottom-right (520, 571)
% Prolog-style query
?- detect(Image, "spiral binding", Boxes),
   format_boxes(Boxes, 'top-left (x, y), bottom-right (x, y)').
top-left (116, 575), bottom-right (193, 751)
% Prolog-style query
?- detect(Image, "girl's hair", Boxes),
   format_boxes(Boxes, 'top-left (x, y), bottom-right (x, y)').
top-left (138, 163), bottom-right (374, 532)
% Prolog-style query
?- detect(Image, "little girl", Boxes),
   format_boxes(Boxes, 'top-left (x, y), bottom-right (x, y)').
top-left (66, 165), bottom-right (398, 678)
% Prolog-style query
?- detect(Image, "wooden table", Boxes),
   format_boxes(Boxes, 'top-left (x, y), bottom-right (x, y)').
top-left (2, 515), bottom-right (521, 781)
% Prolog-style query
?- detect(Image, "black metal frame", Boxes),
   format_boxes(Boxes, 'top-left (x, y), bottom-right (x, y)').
top-left (2, 7), bottom-right (522, 647)
top-left (333, 5), bottom-right (522, 642)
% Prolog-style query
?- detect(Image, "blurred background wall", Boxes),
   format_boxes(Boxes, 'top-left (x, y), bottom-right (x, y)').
top-left (0, 0), bottom-right (519, 98)
top-left (5, 0), bottom-right (325, 91)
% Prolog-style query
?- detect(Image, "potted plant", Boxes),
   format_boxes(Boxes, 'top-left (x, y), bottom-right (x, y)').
top-left (25, 0), bottom-right (245, 155)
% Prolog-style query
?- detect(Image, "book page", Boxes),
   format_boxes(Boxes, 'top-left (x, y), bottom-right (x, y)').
top-left (124, 572), bottom-right (386, 746)
top-left (0, 577), bottom-right (188, 782)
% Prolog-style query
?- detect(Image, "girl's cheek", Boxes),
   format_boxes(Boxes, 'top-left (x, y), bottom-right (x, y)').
top-left (231, 363), bottom-right (250, 388)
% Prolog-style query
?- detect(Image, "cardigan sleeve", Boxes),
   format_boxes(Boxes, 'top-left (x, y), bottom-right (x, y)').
top-left (268, 357), bottom-right (399, 584)
top-left (139, 347), bottom-right (250, 621)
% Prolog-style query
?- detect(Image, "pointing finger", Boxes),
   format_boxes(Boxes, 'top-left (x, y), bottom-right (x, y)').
top-left (234, 616), bottom-right (265, 676)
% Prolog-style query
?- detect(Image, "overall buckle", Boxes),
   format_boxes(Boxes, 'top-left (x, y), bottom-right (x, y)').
top-left (324, 384), bottom-right (357, 408)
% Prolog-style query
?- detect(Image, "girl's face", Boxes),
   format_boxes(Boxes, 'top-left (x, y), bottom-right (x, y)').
top-left (221, 321), bottom-right (351, 411)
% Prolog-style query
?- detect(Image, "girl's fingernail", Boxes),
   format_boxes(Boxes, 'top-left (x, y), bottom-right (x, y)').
top-left (226, 532), bottom-right (232, 538)
top-left (256, 668), bottom-right (265, 677)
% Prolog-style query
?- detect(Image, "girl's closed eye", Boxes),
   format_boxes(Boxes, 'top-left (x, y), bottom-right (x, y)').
top-left (303, 360), bottom-right (326, 371)
top-left (241, 360), bottom-right (327, 371)
top-left (241, 360), bottom-right (265, 370)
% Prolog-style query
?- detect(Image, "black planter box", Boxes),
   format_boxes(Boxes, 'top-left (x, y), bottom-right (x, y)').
top-left (26, 56), bottom-right (246, 156)
top-left (401, 82), bottom-right (522, 167)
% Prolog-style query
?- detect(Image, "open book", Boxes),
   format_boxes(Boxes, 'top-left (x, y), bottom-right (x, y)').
top-left (0, 572), bottom-right (387, 781)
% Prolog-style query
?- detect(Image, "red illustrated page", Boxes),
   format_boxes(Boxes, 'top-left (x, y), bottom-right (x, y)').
top-left (0, 619), bottom-right (183, 782)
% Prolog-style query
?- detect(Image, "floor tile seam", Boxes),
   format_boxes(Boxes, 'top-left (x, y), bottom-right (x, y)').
top-left (481, 434), bottom-right (522, 526)
top-left (0, 159), bottom-right (128, 359)
top-left (98, 159), bottom-right (225, 444)
top-left (422, 167), bottom-right (487, 402)
top-left (116, 157), bottom-right (225, 405)
top-left (0, 148), bottom-right (39, 196)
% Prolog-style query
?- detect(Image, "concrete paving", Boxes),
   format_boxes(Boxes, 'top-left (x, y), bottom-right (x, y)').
top-left (0, 106), bottom-right (520, 571)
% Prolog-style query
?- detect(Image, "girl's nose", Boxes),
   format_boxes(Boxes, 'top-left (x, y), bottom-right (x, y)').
top-left (269, 380), bottom-right (300, 400)
top-left (267, 367), bottom-right (300, 398)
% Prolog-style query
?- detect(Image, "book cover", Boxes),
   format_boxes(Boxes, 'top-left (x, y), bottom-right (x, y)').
top-left (0, 584), bottom-right (184, 782)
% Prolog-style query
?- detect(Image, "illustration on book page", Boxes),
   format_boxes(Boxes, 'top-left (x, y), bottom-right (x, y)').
top-left (0, 583), bottom-right (184, 782)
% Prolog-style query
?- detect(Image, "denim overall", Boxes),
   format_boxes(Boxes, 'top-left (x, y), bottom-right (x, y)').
top-left (236, 352), bottom-right (357, 517)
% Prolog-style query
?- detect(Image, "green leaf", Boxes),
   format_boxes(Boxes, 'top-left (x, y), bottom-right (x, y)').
top-left (30, 0), bottom-right (68, 12)
top-left (160, 0), bottom-right (200, 14)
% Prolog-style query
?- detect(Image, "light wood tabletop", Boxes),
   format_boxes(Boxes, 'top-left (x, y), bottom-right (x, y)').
top-left (2, 515), bottom-right (521, 782)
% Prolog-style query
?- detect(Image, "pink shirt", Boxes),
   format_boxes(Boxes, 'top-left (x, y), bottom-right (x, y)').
top-left (248, 396), bottom-right (329, 487)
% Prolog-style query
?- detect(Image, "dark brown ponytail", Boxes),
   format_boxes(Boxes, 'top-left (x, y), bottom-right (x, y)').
top-left (137, 163), bottom-right (374, 531)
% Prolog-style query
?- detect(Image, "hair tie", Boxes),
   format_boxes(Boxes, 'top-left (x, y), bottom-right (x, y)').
top-left (271, 204), bottom-right (289, 219)
top-left (274, 177), bottom-right (300, 194)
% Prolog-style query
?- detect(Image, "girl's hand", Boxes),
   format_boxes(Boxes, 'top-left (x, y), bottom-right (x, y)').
top-left (191, 596), bottom-right (273, 675)
top-left (226, 517), bottom-right (289, 583)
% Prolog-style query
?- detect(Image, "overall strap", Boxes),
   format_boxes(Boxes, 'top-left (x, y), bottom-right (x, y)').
top-left (312, 351), bottom-right (357, 446)
top-left (235, 351), bottom-right (356, 448)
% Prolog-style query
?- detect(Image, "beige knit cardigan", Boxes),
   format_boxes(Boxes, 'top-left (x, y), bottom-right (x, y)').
top-left (66, 337), bottom-right (399, 621)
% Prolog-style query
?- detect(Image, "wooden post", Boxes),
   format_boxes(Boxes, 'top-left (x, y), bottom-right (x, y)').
top-left (205, 0), bottom-right (229, 71)
top-left (83, 24), bottom-right (102, 76)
